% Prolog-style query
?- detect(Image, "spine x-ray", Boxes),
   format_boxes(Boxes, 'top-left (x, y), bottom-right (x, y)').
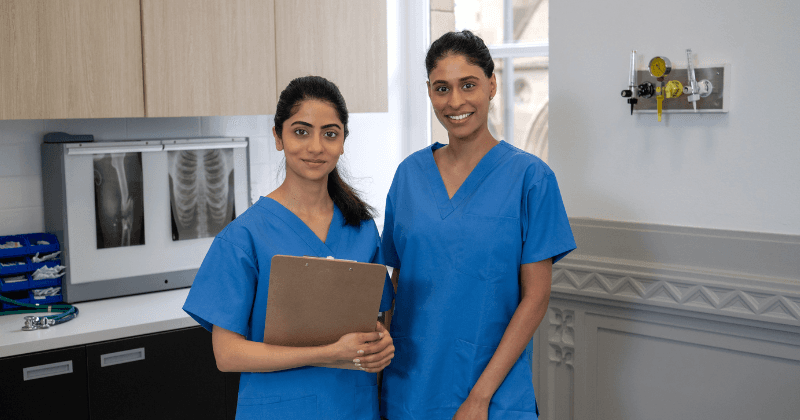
top-left (93, 152), bottom-right (146, 249)
top-left (168, 149), bottom-right (235, 241)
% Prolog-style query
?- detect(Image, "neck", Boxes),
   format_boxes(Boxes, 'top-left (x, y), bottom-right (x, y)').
top-left (444, 127), bottom-right (498, 163)
top-left (270, 172), bottom-right (333, 215)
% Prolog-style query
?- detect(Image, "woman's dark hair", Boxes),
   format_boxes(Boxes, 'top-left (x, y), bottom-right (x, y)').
top-left (425, 30), bottom-right (494, 78)
top-left (273, 75), bottom-right (375, 226)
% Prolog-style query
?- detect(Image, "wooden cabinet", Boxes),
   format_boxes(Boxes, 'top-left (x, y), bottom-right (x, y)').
top-left (140, 0), bottom-right (277, 117)
top-left (0, 0), bottom-right (144, 120)
top-left (0, 0), bottom-right (387, 120)
top-left (275, 0), bottom-right (388, 113)
top-left (0, 327), bottom-right (239, 419)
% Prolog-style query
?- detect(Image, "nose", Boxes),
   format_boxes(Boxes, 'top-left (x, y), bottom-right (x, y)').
top-left (447, 88), bottom-right (465, 109)
top-left (307, 132), bottom-right (323, 154)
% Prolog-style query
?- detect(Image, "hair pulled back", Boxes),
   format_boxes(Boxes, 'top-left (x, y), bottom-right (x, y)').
top-left (425, 30), bottom-right (494, 78)
top-left (273, 76), bottom-right (375, 227)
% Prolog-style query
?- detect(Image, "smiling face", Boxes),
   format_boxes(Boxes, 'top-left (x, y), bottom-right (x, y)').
top-left (273, 99), bottom-right (345, 183)
top-left (428, 53), bottom-right (496, 142)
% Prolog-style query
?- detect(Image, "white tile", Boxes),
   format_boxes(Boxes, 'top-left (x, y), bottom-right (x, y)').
top-left (248, 136), bottom-right (275, 165)
top-left (18, 140), bottom-right (42, 176)
top-left (0, 144), bottom-right (23, 177)
top-left (126, 117), bottom-right (201, 140)
top-left (0, 176), bottom-right (42, 210)
top-left (201, 115), bottom-right (273, 137)
top-left (0, 206), bottom-right (45, 236)
top-left (0, 120), bottom-right (46, 146)
top-left (44, 118), bottom-right (127, 141)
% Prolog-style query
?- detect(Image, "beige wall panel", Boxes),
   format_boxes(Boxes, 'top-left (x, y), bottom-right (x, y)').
top-left (1, 0), bottom-right (143, 120)
top-left (275, 0), bottom-right (388, 113)
top-left (142, 0), bottom-right (277, 117)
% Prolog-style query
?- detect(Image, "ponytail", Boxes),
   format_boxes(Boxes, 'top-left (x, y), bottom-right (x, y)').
top-left (328, 167), bottom-right (375, 226)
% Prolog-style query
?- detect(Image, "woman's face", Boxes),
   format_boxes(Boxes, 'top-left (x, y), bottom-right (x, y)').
top-left (273, 99), bottom-right (345, 183)
top-left (427, 54), bottom-right (496, 141)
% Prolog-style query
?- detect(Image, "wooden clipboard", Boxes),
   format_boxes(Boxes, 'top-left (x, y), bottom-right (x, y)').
top-left (263, 255), bottom-right (387, 369)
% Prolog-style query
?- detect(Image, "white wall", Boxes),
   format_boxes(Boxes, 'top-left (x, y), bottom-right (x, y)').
top-left (0, 0), bottom-right (418, 236)
top-left (550, 0), bottom-right (800, 235)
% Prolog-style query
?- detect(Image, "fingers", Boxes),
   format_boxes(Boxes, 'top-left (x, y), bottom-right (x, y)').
top-left (376, 321), bottom-right (387, 332)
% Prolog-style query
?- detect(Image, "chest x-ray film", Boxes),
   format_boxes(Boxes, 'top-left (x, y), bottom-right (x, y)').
top-left (93, 152), bottom-right (145, 249)
top-left (168, 148), bottom-right (235, 241)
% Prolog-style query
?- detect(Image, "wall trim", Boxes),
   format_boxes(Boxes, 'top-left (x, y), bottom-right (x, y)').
top-left (553, 218), bottom-right (800, 327)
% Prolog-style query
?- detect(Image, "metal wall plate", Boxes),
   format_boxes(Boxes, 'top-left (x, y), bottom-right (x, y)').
top-left (634, 64), bottom-right (729, 113)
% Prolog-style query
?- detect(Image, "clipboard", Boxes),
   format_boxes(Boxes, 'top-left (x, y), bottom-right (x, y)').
top-left (263, 255), bottom-right (387, 369)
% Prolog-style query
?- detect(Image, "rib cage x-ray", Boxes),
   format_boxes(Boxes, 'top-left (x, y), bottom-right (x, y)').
top-left (93, 152), bottom-right (146, 249)
top-left (168, 148), bottom-right (236, 241)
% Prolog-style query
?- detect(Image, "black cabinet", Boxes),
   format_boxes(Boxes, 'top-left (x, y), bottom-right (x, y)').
top-left (87, 327), bottom-right (227, 419)
top-left (0, 345), bottom-right (89, 418)
top-left (0, 326), bottom-right (239, 419)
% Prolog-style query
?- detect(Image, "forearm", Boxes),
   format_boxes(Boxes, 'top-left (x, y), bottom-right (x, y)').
top-left (212, 325), bottom-right (336, 373)
top-left (468, 292), bottom-right (549, 402)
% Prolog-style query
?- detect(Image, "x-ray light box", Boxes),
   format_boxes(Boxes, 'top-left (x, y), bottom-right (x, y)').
top-left (42, 138), bottom-right (250, 303)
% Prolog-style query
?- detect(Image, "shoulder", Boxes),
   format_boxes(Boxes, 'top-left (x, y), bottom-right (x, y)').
top-left (397, 144), bottom-right (434, 173)
top-left (214, 198), bottom-right (273, 258)
top-left (498, 141), bottom-right (555, 186)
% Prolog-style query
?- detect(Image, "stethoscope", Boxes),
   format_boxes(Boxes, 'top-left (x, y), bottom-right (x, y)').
top-left (0, 295), bottom-right (78, 331)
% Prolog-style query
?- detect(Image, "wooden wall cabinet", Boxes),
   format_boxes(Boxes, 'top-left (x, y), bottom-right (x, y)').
top-left (140, 0), bottom-right (278, 117)
top-left (0, 0), bottom-right (145, 120)
top-left (1, 0), bottom-right (387, 120)
top-left (275, 0), bottom-right (388, 113)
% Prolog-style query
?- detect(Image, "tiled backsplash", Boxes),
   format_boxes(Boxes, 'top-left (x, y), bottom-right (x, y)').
top-left (0, 116), bottom-right (279, 236)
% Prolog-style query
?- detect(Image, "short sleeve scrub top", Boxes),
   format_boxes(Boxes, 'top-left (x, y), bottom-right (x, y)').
top-left (183, 197), bottom-right (394, 420)
top-left (380, 141), bottom-right (576, 420)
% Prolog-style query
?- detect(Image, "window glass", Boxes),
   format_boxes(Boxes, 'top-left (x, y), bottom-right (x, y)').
top-left (455, 0), bottom-right (550, 162)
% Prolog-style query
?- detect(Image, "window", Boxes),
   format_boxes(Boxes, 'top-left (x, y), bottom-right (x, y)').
top-left (455, 0), bottom-right (550, 162)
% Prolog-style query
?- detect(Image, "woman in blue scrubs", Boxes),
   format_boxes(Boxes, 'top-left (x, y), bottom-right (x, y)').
top-left (183, 76), bottom-right (395, 420)
top-left (380, 31), bottom-right (576, 420)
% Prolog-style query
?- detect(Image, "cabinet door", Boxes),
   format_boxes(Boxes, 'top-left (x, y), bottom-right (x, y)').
top-left (141, 0), bottom-right (277, 117)
top-left (0, 0), bottom-right (144, 120)
top-left (275, 0), bottom-right (388, 113)
top-left (87, 326), bottom-right (226, 420)
top-left (0, 346), bottom-right (89, 418)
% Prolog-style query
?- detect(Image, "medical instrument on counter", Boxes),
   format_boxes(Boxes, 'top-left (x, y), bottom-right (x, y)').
top-left (683, 48), bottom-right (713, 111)
top-left (0, 289), bottom-right (78, 331)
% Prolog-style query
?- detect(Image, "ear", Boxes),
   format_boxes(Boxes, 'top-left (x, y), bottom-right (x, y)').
top-left (272, 126), bottom-right (284, 151)
top-left (489, 73), bottom-right (497, 99)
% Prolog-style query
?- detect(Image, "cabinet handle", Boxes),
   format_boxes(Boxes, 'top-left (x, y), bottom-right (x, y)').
top-left (23, 360), bottom-right (73, 381)
top-left (100, 347), bottom-right (146, 367)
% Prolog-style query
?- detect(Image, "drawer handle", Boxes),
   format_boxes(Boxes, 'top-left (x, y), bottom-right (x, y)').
top-left (23, 360), bottom-right (73, 381)
top-left (100, 347), bottom-right (145, 367)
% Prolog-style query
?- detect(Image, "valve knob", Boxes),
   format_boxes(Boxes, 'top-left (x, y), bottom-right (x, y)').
top-left (638, 82), bottom-right (655, 98)
top-left (621, 89), bottom-right (633, 98)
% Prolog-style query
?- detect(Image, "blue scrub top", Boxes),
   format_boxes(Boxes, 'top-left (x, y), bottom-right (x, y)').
top-left (380, 141), bottom-right (576, 420)
top-left (183, 197), bottom-right (394, 420)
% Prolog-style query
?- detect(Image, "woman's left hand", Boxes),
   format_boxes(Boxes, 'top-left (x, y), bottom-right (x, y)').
top-left (354, 321), bottom-right (394, 372)
top-left (452, 396), bottom-right (489, 420)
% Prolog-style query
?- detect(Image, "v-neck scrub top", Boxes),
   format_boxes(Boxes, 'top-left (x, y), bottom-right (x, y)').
top-left (183, 197), bottom-right (394, 420)
top-left (380, 141), bottom-right (576, 419)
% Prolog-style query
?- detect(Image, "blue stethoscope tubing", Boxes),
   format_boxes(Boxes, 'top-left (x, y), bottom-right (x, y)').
top-left (0, 294), bottom-right (78, 329)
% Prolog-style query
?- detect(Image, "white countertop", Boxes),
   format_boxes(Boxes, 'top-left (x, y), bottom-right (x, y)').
top-left (0, 288), bottom-right (198, 358)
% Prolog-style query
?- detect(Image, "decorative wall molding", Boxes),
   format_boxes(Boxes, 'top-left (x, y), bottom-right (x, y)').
top-left (553, 218), bottom-right (800, 327)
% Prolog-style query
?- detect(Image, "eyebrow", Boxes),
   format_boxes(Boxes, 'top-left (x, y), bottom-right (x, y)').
top-left (291, 121), bottom-right (342, 130)
top-left (431, 75), bottom-right (481, 85)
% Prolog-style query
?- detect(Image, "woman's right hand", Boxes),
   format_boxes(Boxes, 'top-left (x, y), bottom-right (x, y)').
top-left (328, 322), bottom-right (394, 372)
